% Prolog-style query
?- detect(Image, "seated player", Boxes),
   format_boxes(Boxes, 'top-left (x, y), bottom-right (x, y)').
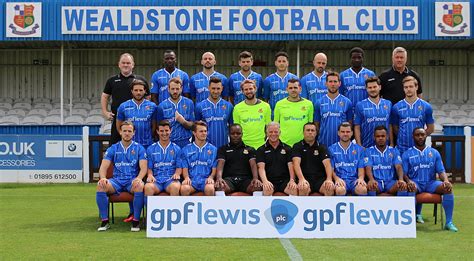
top-left (179, 121), bottom-right (217, 196)
top-left (403, 128), bottom-right (458, 232)
top-left (215, 124), bottom-right (262, 195)
top-left (328, 122), bottom-right (367, 196)
top-left (292, 122), bottom-right (335, 196)
top-left (364, 125), bottom-right (407, 196)
top-left (145, 120), bottom-right (182, 202)
top-left (257, 122), bottom-right (297, 196)
top-left (95, 121), bottom-right (147, 232)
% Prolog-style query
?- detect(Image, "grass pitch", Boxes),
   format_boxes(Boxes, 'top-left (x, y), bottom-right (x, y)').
top-left (0, 183), bottom-right (473, 260)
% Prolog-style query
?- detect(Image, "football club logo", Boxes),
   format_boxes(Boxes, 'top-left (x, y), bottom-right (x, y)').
top-left (281, 149), bottom-right (286, 154)
top-left (207, 149), bottom-right (212, 155)
top-left (222, 105), bottom-right (227, 110)
top-left (428, 152), bottom-right (433, 158)
top-left (383, 105), bottom-right (388, 110)
top-left (301, 106), bottom-right (306, 111)
top-left (436, 2), bottom-right (470, 36)
top-left (389, 152), bottom-right (393, 158)
top-left (339, 101), bottom-right (344, 107)
top-left (418, 105), bottom-right (423, 111)
top-left (170, 150), bottom-right (174, 156)
top-left (258, 108), bottom-right (263, 113)
top-left (313, 150), bottom-right (319, 156)
top-left (131, 149), bottom-right (136, 155)
top-left (352, 150), bottom-right (357, 155)
top-left (7, 3), bottom-right (41, 37)
top-left (264, 199), bottom-right (299, 235)
top-left (182, 104), bottom-right (187, 110)
top-left (243, 149), bottom-right (249, 154)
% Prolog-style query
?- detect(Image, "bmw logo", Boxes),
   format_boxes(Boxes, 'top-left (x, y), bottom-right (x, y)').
top-left (68, 143), bottom-right (77, 152)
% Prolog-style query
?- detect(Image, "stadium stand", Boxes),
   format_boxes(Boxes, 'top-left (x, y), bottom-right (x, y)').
top-left (27, 109), bottom-right (48, 117)
top-left (6, 109), bottom-right (26, 117)
top-left (33, 103), bottom-right (53, 110)
top-left (43, 115), bottom-right (61, 125)
top-left (72, 109), bottom-right (89, 118)
top-left (88, 109), bottom-right (102, 116)
top-left (1, 115), bottom-right (20, 125)
top-left (0, 102), bottom-right (12, 110)
top-left (440, 104), bottom-right (459, 112)
top-left (13, 102), bottom-right (32, 110)
top-left (21, 115), bottom-right (43, 125)
top-left (101, 123), bottom-right (112, 134)
top-left (64, 115), bottom-right (85, 125)
top-left (47, 109), bottom-right (62, 116)
top-left (0, 97), bottom-right (14, 104)
top-left (73, 103), bottom-right (92, 110)
top-left (85, 115), bottom-right (105, 125)
top-left (33, 98), bottom-right (51, 104)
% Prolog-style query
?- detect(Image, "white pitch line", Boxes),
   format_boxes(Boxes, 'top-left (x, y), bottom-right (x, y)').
top-left (279, 238), bottom-right (303, 261)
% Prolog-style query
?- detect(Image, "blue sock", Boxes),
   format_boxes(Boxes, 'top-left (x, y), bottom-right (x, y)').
top-left (128, 202), bottom-right (134, 215)
top-left (144, 195), bottom-right (148, 208)
top-left (442, 194), bottom-right (454, 224)
top-left (368, 191), bottom-right (377, 196)
top-left (416, 203), bottom-right (423, 215)
top-left (397, 191), bottom-right (408, 196)
top-left (96, 192), bottom-right (109, 220)
top-left (133, 192), bottom-right (144, 221)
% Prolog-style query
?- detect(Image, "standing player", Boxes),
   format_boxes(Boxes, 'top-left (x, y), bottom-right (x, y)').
top-left (215, 124), bottom-right (262, 195)
top-left (195, 77), bottom-right (233, 149)
top-left (390, 76), bottom-right (434, 154)
top-left (328, 122), bottom-right (367, 196)
top-left (257, 122), bottom-right (297, 196)
top-left (179, 121), bottom-right (218, 196)
top-left (273, 78), bottom-right (313, 146)
top-left (301, 52), bottom-right (328, 104)
top-left (189, 52), bottom-right (228, 103)
top-left (116, 79), bottom-right (156, 149)
top-left (102, 53), bottom-right (149, 145)
top-left (156, 77), bottom-right (195, 148)
top-left (314, 72), bottom-right (353, 147)
top-left (380, 47), bottom-right (423, 104)
top-left (96, 121), bottom-right (147, 232)
top-left (145, 120), bottom-right (181, 201)
top-left (233, 79), bottom-right (272, 149)
top-left (228, 51), bottom-right (264, 104)
top-left (403, 128), bottom-right (458, 232)
top-left (339, 47), bottom-right (376, 115)
top-left (150, 50), bottom-right (189, 104)
top-left (364, 126), bottom-right (407, 196)
top-left (354, 76), bottom-right (392, 148)
top-left (263, 51), bottom-right (298, 112)
top-left (292, 123), bottom-right (335, 196)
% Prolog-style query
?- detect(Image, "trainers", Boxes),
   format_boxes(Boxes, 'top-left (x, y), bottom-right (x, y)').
top-left (444, 222), bottom-right (458, 232)
top-left (131, 220), bottom-right (140, 232)
top-left (416, 214), bottom-right (425, 224)
top-left (123, 213), bottom-right (134, 223)
top-left (97, 220), bottom-right (110, 232)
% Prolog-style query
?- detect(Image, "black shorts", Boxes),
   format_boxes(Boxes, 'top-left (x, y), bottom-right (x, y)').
top-left (224, 176), bottom-right (252, 193)
top-left (306, 176), bottom-right (325, 193)
top-left (269, 178), bottom-right (290, 193)
top-left (110, 117), bottom-right (121, 144)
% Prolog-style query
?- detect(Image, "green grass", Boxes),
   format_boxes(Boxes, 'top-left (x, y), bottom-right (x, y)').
top-left (1, 183), bottom-right (473, 260)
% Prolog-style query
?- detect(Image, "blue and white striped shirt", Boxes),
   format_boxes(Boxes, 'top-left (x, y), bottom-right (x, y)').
top-left (150, 68), bottom-right (190, 104)
top-left (390, 98), bottom-right (434, 154)
top-left (228, 71), bottom-right (264, 104)
top-left (146, 141), bottom-right (181, 183)
top-left (314, 94), bottom-right (353, 147)
top-left (156, 96), bottom-right (195, 144)
top-left (189, 71), bottom-right (228, 103)
top-left (402, 146), bottom-right (445, 183)
top-left (104, 141), bottom-right (147, 182)
top-left (263, 72), bottom-right (299, 110)
top-left (340, 67), bottom-right (376, 114)
top-left (116, 99), bottom-right (156, 147)
top-left (195, 98), bottom-right (234, 149)
top-left (179, 142), bottom-right (217, 180)
top-left (364, 146), bottom-right (402, 182)
top-left (354, 98), bottom-right (392, 148)
top-left (300, 71), bottom-right (327, 105)
top-left (329, 142), bottom-right (365, 181)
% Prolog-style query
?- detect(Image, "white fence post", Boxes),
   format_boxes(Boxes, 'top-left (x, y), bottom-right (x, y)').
top-left (82, 126), bottom-right (90, 183)
top-left (464, 126), bottom-right (471, 184)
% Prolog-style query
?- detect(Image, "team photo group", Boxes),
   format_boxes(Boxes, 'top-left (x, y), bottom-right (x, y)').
top-left (96, 47), bottom-right (457, 233)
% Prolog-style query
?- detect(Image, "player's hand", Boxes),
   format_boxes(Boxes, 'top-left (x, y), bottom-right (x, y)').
top-left (183, 178), bottom-right (192, 186)
top-left (215, 178), bottom-right (226, 190)
top-left (131, 178), bottom-right (143, 190)
top-left (206, 177), bottom-right (215, 185)
top-left (297, 179), bottom-right (309, 190)
top-left (146, 175), bottom-right (156, 183)
top-left (323, 180), bottom-right (335, 191)
top-left (172, 173), bottom-right (181, 180)
top-left (368, 179), bottom-right (378, 190)
top-left (397, 180), bottom-right (407, 191)
top-left (335, 178), bottom-right (346, 188)
top-left (103, 111), bottom-right (115, 121)
top-left (407, 180), bottom-right (416, 192)
top-left (443, 181), bottom-right (453, 192)
top-left (250, 178), bottom-right (262, 189)
top-left (175, 111), bottom-right (184, 124)
top-left (98, 178), bottom-right (109, 189)
top-left (288, 179), bottom-right (298, 190)
top-left (356, 178), bottom-right (367, 187)
top-left (262, 180), bottom-right (273, 191)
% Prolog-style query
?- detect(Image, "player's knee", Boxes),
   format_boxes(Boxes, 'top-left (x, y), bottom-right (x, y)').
top-left (286, 187), bottom-right (297, 196)
top-left (144, 183), bottom-right (156, 195)
top-left (298, 186), bottom-right (310, 196)
top-left (204, 184), bottom-right (215, 196)
top-left (322, 186), bottom-right (335, 196)
top-left (263, 187), bottom-right (273, 196)
top-left (180, 185), bottom-right (191, 196)
top-left (335, 186), bottom-right (346, 196)
top-left (168, 182), bottom-right (180, 195)
top-left (355, 185), bottom-right (367, 195)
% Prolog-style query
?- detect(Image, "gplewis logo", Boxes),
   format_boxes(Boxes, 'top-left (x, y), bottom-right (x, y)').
top-left (264, 199), bottom-right (298, 235)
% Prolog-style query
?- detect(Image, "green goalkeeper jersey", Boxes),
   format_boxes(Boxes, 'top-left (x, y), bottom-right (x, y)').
top-left (233, 100), bottom-right (272, 149)
top-left (274, 98), bottom-right (314, 146)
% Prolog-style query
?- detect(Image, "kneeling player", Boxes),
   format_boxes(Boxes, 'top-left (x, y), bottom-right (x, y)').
top-left (403, 128), bottom-right (458, 232)
top-left (328, 122), bottom-right (367, 196)
top-left (96, 121), bottom-right (147, 232)
top-left (292, 123), bottom-right (335, 196)
top-left (215, 124), bottom-right (262, 195)
top-left (257, 122), bottom-right (297, 196)
top-left (364, 126), bottom-right (407, 195)
top-left (145, 120), bottom-right (181, 200)
top-left (179, 121), bottom-right (217, 196)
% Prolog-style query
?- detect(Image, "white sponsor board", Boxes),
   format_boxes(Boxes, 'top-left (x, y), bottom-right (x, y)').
top-left (147, 197), bottom-right (416, 238)
top-left (0, 170), bottom-right (82, 183)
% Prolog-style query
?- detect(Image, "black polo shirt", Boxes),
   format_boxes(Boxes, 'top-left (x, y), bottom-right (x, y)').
top-left (292, 140), bottom-right (330, 179)
top-left (217, 142), bottom-right (256, 178)
top-left (256, 140), bottom-right (292, 182)
top-left (103, 73), bottom-right (149, 113)
top-left (379, 67), bottom-right (422, 105)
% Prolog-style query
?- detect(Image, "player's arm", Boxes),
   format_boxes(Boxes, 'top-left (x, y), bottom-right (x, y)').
top-left (182, 168), bottom-right (191, 185)
top-left (425, 124), bottom-right (434, 136)
top-left (98, 159), bottom-right (112, 189)
top-left (257, 162), bottom-right (273, 191)
top-left (215, 159), bottom-right (226, 189)
top-left (134, 159), bottom-right (148, 186)
top-left (354, 125), bottom-right (362, 146)
top-left (249, 158), bottom-right (262, 188)
top-left (356, 167), bottom-right (366, 186)
top-left (389, 125), bottom-right (395, 147)
top-left (394, 164), bottom-right (407, 190)
top-left (364, 165), bottom-right (377, 190)
top-left (175, 110), bottom-right (193, 129)
top-left (206, 168), bottom-right (216, 184)
top-left (101, 93), bottom-right (114, 120)
top-left (292, 156), bottom-right (308, 190)
top-left (321, 158), bottom-right (335, 190)
top-left (146, 168), bottom-right (156, 183)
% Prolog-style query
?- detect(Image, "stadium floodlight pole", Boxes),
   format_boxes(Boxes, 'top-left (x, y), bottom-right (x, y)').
top-left (60, 43), bottom-right (64, 125)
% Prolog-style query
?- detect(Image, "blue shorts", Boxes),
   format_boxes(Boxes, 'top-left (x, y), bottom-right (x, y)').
top-left (154, 179), bottom-right (179, 192)
top-left (414, 180), bottom-right (442, 193)
top-left (109, 178), bottom-right (132, 194)
top-left (192, 178), bottom-right (206, 192)
top-left (376, 179), bottom-right (397, 193)
top-left (343, 179), bottom-right (357, 194)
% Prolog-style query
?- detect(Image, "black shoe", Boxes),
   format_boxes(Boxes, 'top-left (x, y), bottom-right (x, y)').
top-left (98, 220), bottom-right (110, 231)
top-left (131, 220), bottom-right (140, 232)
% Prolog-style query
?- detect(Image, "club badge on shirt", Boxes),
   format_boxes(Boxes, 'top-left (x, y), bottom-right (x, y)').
top-left (281, 149), bottom-right (286, 154)
top-left (339, 101), bottom-right (345, 107)
top-left (314, 150), bottom-right (319, 156)
top-left (243, 149), bottom-right (249, 154)
top-left (352, 150), bottom-right (357, 155)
